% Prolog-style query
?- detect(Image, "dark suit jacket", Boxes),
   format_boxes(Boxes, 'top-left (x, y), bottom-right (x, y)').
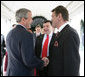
top-left (35, 33), bottom-right (56, 76)
top-left (33, 33), bottom-right (42, 47)
top-left (48, 24), bottom-right (80, 76)
top-left (6, 25), bottom-right (44, 76)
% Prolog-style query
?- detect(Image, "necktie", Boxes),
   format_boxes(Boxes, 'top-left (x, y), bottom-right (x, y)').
top-left (42, 35), bottom-right (49, 58)
top-left (34, 35), bottom-right (49, 76)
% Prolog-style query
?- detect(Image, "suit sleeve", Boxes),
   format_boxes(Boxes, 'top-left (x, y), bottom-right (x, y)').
top-left (21, 33), bottom-right (44, 69)
top-left (63, 32), bottom-right (80, 76)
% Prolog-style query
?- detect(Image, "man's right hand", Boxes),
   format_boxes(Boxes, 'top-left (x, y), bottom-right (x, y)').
top-left (42, 57), bottom-right (49, 67)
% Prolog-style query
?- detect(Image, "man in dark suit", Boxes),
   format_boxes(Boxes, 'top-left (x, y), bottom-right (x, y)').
top-left (6, 8), bottom-right (49, 76)
top-left (35, 20), bottom-right (56, 76)
top-left (48, 5), bottom-right (80, 76)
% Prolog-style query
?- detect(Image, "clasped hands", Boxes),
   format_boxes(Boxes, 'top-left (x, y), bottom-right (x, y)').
top-left (42, 57), bottom-right (49, 67)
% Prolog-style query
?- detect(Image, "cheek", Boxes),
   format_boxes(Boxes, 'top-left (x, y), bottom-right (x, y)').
top-left (52, 19), bottom-right (56, 24)
top-left (29, 19), bottom-right (33, 24)
top-left (52, 17), bottom-right (55, 21)
top-left (52, 18), bottom-right (57, 28)
top-left (27, 19), bottom-right (30, 22)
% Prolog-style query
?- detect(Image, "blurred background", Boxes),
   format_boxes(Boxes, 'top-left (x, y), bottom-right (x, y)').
top-left (1, 1), bottom-right (84, 76)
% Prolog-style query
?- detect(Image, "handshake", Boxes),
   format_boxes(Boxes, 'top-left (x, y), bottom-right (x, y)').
top-left (42, 57), bottom-right (49, 67)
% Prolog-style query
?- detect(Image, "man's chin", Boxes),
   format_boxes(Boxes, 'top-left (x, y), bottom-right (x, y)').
top-left (44, 32), bottom-right (49, 35)
top-left (52, 24), bottom-right (56, 28)
top-left (52, 25), bottom-right (56, 28)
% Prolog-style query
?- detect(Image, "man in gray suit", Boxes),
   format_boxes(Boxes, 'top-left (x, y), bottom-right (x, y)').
top-left (6, 8), bottom-right (49, 76)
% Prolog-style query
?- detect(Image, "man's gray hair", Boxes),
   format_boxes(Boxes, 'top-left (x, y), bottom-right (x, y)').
top-left (15, 8), bottom-right (31, 23)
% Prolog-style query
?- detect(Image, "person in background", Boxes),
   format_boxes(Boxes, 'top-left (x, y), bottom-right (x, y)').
top-left (3, 51), bottom-right (8, 76)
top-left (6, 8), bottom-right (49, 76)
top-left (49, 5), bottom-right (80, 76)
top-left (41, 28), bottom-right (45, 35)
top-left (35, 20), bottom-right (56, 76)
top-left (1, 34), bottom-right (6, 76)
top-left (12, 24), bottom-right (16, 28)
top-left (35, 25), bottom-right (42, 37)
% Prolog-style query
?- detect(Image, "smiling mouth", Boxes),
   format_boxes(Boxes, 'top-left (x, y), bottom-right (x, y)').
top-left (44, 30), bottom-right (49, 32)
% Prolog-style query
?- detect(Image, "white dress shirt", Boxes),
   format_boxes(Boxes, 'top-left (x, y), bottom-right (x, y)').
top-left (58, 22), bottom-right (69, 32)
top-left (41, 32), bottom-right (53, 57)
top-left (17, 24), bottom-right (27, 30)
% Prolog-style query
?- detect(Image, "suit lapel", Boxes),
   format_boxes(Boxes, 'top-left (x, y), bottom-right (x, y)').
top-left (49, 33), bottom-right (56, 48)
top-left (38, 35), bottom-right (44, 57)
top-left (49, 33), bottom-right (56, 55)
top-left (57, 24), bottom-right (70, 39)
top-left (49, 25), bottom-right (70, 50)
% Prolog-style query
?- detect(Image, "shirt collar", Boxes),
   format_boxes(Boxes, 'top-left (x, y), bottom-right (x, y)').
top-left (17, 24), bottom-right (27, 30)
top-left (44, 31), bottom-right (53, 37)
top-left (58, 22), bottom-right (69, 32)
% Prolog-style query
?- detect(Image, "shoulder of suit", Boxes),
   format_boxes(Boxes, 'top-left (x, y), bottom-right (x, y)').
top-left (65, 25), bottom-right (79, 38)
top-left (68, 25), bottom-right (78, 35)
top-left (36, 34), bottom-right (44, 39)
top-left (53, 33), bottom-right (56, 36)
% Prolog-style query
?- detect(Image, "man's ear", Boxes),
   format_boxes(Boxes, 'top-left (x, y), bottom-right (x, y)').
top-left (21, 18), bottom-right (26, 24)
top-left (21, 18), bottom-right (25, 22)
top-left (58, 13), bottom-right (62, 20)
